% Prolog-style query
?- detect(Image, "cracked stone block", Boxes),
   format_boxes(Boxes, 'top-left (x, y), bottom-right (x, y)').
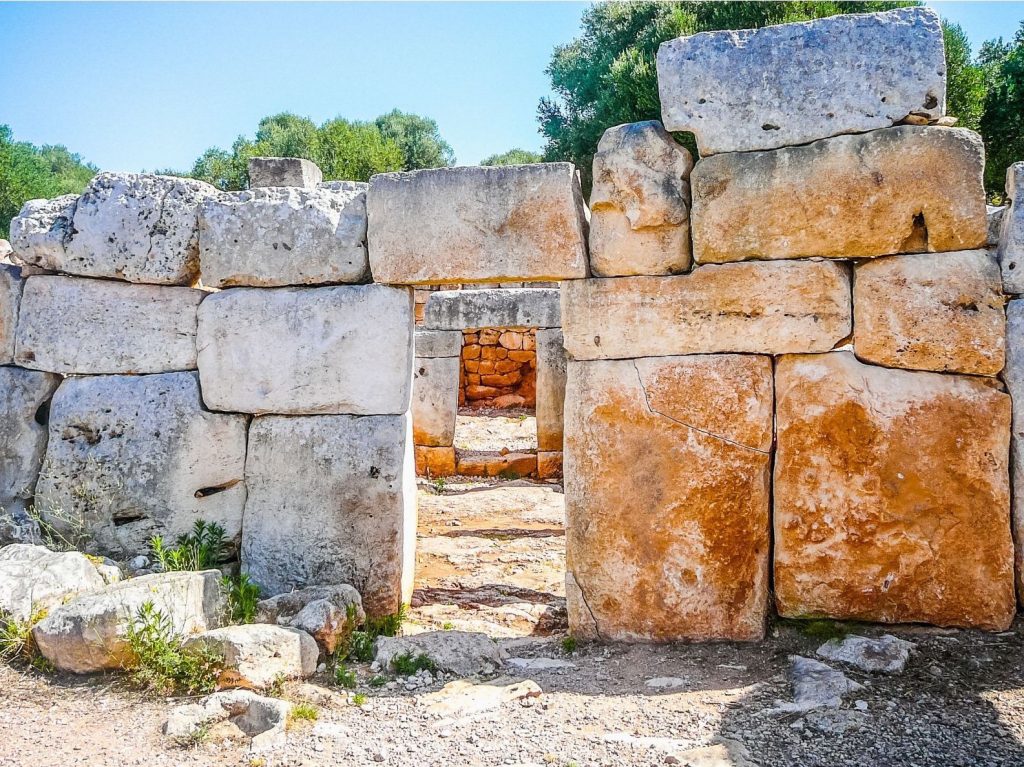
top-left (853, 250), bottom-right (1005, 376)
top-left (414, 330), bottom-right (462, 358)
top-left (690, 126), bottom-right (987, 263)
top-left (535, 329), bottom-right (566, 451)
top-left (561, 260), bottom-right (850, 361)
top-left (34, 372), bottom-right (247, 560)
top-left (196, 284), bottom-right (413, 415)
top-left (1003, 300), bottom-right (1024, 607)
top-left (8, 195), bottom-right (78, 271)
top-left (564, 355), bottom-right (772, 641)
top-left (412, 356), bottom-right (459, 447)
top-left (657, 7), bottom-right (945, 155)
top-left (424, 288), bottom-right (561, 330)
top-left (198, 182), bottom-right (369, 287)
top-left (14, 275), bottom-right (203, 375)
top-left (248, 157), bottom-right (323, 189)
top-left (367, 164), bottom-right (589, 284)
top-left (774, 351), bottom-right (1015, 630)
top-left (0, 265), bottom-right (25, 364)
top-left (241, 414), bottom-right (416, 617)
top-left (998, 162), bottom-right (1024, 294)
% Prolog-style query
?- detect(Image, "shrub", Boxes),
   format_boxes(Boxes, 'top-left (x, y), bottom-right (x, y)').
top-left (390, 651), bottom-right (436, 676)
top-left (561, 636), bottom-right (577, 654)
top-left (339, 603), bottom-right (406, 664)
top-left (150, 520), bottom-right (229, 572)
top-left (0, 608), bottom-right (49, 669)
top-left (334, 663), bottom-right (357, 689)
top-left (223, 574), bottom-right (261, 624)
top-left (124, 601), bottom-right (223, 695)
top-left (288, 702), bottom-right (319, 726)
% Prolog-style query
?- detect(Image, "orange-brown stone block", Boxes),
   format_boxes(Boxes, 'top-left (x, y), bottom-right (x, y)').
top-left (498, 331), bottom-right (523, 350)
top-left (536, 451), bottom-right (563, 479)
top-left (463, 344), bottom-right (481, 360)
top-left (415, 446), bottom-right (456, 477)
top-left (465, 384), bottom-right (501, 400)
top-left (565, 355), bottom-right (773, 642)
top-left (456, 451), bottom-right (537, 478)
top-left (508, 350), bottom-right (534, 363)
top-left (481, 371), bottom-right (522, 387)
top-left (774, 351), bottom-right (1015, 631)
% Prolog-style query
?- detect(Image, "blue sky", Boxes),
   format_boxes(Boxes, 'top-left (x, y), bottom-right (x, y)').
top-left (0, 1), bottom-right (1021, 173)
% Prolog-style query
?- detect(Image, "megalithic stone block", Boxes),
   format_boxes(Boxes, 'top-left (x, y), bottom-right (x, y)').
top-left (998, 162), bottom-right (1024, 294)
top-left (535, 329), bottom-right (566, 451)
top-left (411, 356), bottom-right (459, 447)
top-left (0, 265), bottom-right (25, 364)
top-left (424, 288), bottom-right (561, 330)
top-left (1002, 299), bottom-right (1024, 607)
top-left (248, 157), bottom-right (323, 189)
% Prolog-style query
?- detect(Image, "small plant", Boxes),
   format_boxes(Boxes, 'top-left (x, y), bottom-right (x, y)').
top-left (561, 636), bottom-right (577, 654)
top-left (150, 520), bottom-right (228, 572)
top-left (174, 722), bottom-right (210, 749)
top-left (223, 573), bottom-right (261, 624)
top-left (391, 651), bottom-right (436, 676)
top-left (789, 618), bottom-right (852, 641)
top-left (124, 601), bottom-right (223, 696)
top-left (249, 759), bottom-right (267, 767)
top-left (365, 603), bottom-right (406, 639)
top-left (368, 674), bottom-right (387, 688)
top-left (265, 673), bottom-right (286, 698)
top-left (351, 692), bottom-right (368, 706)
top-left (498, 469), bottom-right (522, 481)
top-left (338, 604), bottom-right (407, 663)
top-left (441, 621), bottom-right (455, 631)
top-left (0, 608), bottom-right (47, 667)
top-left (431, 477), bottom-right (447, 494)
top-left (334, 662), bottom-right (357, 689)
top-left (288, 702), bottom-right (319, 726)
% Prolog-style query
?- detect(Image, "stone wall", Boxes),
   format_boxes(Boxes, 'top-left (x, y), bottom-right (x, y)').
top-left (459, 327), bottom-right (537, 409)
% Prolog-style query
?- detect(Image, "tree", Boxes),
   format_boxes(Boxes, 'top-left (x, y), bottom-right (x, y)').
top-left (480, 148), bottom-right (543, 166)
top-left (375, 109), bottom-right (455, 170)
top-left (314, 118), bottom-right (404, 181)
top-left (979, 24), bottom-right (1024, 198)
top-left (943, 22), bottom-right (986, 133)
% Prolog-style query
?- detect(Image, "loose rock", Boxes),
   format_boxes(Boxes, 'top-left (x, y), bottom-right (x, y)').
top-left (164, 689), bottom-right (292, 752)
top-left (816, 634), bottom-right (916, 674)
top-left (183, 624), bottom-right (319, 689)
top-left (778, 656), bottom-right (863, 712)
top-left (0, 544), bottom-right (106, 622)
top-left (256, 584), bottom-right (365, 656)
top-left (373, 630), bottom-right (506, 677)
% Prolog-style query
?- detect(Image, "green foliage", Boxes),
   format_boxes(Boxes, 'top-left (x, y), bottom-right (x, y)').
top-left (943, 21), bottom-right (986, 133)
top-left (0, 607), bottom-right (48, 668)
top-left (375, 109), bottom-right (455, 169)
top-left (561, 635), bottom-right (577, 654)
top-left (0, 124), bottom-right (96, 240)
top-left (498, 469), bottom-right (521, 481)
top-left (368, 674), bottom-right (387, 688)
top-left (334, 662), bottom-right (357, 689)
top-left (980, 23), bottom-right (1024, 197)
top-left (289, 702), bottom-right (319, 723)
top-left (431, 477), bottom-right (447, 494)
top-left (480, 148), bottom-right (543, 166)
top-left (390, 651), bottom-right (436, 676)
top-left (223, 573), bottom-right (261, 624)
top-left (338, 603), bottom-right (406, 663)
top-left (150, 520), bottom-right (228, 572)
top-left (786, 618), bottom-right (853, 641)
top-left (351, 692), bottom-right (368, 706)
top-left (124, 601), bottom-right (223, 696)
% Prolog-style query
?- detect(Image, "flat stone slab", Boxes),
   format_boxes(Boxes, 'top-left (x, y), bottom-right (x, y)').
top-left (164, 690), bottom-right (292, 752)
top-left (35, 372), bottom-right (247, 559)
top-left (816, 634), bottom-right (915, 675)
top-left (657, 7), bottom-right (945, 155)
top-left (241, 414), bottom-right (416, 617)
top-left (0, 265), bottom-right (25, 364)
top-left (373, 630), bottom-right (505, 677)
top-left (774, 351), bottom-right (1015, 630)
top-left (249, 156), bottom-right (323, 189)
top-left (1003, 299), bottom-right (1024, 606)
top-left (412, 356), bottom-right (459, 447)
top-left (367, 164), bottom-right (588, 284)
top-left (425, 288), bottom-right (561, 331)
top-left (197, 284), bottom-right (413, 415)
top-left (198, 182), bottom-right (369, 287)
top-left (853, 250), bottom-right (1004, 375)
top-left (998, 162), bottom-right (1024, 294)
top-left (565, 355), bottom-right (772, 641)
top-left (690, 126), bottom-right (987, 263)
top-left (414, 330), bottom-right (462, 358)
top-left (561, 260), bottom-right (850, 360)
top-left (14, 275), bottom-right (203, 375)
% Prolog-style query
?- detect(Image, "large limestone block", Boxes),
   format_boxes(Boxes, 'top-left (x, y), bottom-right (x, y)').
top-left (197, 284), bottom-right (413, 415)
top-left (62, 173), bottom-right (217, 285)
top-left (998, 162), bottom-right (1024, 294)
top-left (35, 372), bottom-right (247, 559)
top-left (564, 355), bottom-right (773, 641)
top-left (561, 260), bottom-right (850, 361)
top-left (183, 624), bottom-right (319, 689)
top-left (0, 265), bottom-right (24, 364)
top-left (1003, 300), bottom-right (1024, 606)
top-left (774, 352), bottom-right (1015, 630)
top-left (412, 356), bottom-right (459, 447)
top-left (535, 329), bottom-right (566, 451)
top-left (691, 127), bottom-right (987, 263)
top-left (9, 195), bottom-right (78, 269)
top-left (248, 156), bottom-right (323, 189)
top-left (414, 330), bottom-right (462, 358)
top-left (32, 570), bottom-right (226, 673)
top-left (853, 250), bottom-right (1005, 375)
top-left (657, 7), bottom-right (945, 155)
top-left (0, 544), bottom-right (106, 622)
top-left (198, 182), bottom-right (369, 287)
top-left (367, 164), bottom-right (589, 284)
top-left (424, 288), bottom-right (561, 330)
top-left (14, 275), bottom-right (203, 375)
top-left (589, 121), bottom-right (693, 276)
top-left (241, 414), bottom-right (416, 617)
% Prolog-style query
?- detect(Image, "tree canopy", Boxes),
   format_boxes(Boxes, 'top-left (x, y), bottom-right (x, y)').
top-left (480, 148), bottom-right (543, 166)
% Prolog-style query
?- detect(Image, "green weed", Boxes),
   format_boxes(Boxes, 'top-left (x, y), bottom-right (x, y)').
top-left (561, 636), bottom-right (577, 654)
top-left (223, 573), bottom-right (261, 624)
top-left (150, 520), bottom-right (228, 572)
top-left (335, 662), bottom-right (357, 689)
top-left (391, 651), bottom-right (436, 676)
top-left (124, 601), bottom-right (223, 696)
top-left (351, 692), bottom-right (368, 706)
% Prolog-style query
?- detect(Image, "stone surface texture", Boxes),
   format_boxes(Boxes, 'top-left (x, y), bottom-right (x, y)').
top-left (816, 634), bottom-right (916, 674)
top-left (32, 570), bottom-right (226, 673)
top-left (373, 630), bottom-right (506, 677)
top-left (690, 127), bottom-right (987, 263)
top-left (564, 355), bottom-right (773, 642)
top-left (198, 182), bottom-right (369, 287)
top-left (535, 329), bottom-right (567, 451)
top-left (853, 249), bottom-right (1005, 375)
top-left (424, 288), bottom-right (561, 330)
top-left (367, 164), bottom-right (588, 284)
top-left (657, 8), bottom-right (946, 155)
top-left (241, 414), bottom-right (416, 617)
top-left (561, 260), bottom-right (850, 361)
top-left (412, 356), bottom-right (459, 447)
top-left (1003, 299), bottom-right (1024, 606)
top-left (988, 204), bottom-right (1006, 247)
top-left (248, 157), bottom-right (323, 189)
top-left (0, 544), bottom-right (106, 622)
top-left (773, 352), bottom-right (1015, 630)
top-left (414, 330), bottom-right (463, 358)
top-left (780, 656), bottom-right (864, 712)
top-left (35, 372), bottom-right (247, 559)
top-left (414, 446), bottom-right (457, 477)
top-left (183, 624), bottom-right (319, 688)
top-left (0, 265), bottom-right (24, 363)
top-left (589, 121), bottom-right (693, 276)
top-left (998, 162), bottom-right (1024, 294)
top-left (9, 195), bottom-right (77, 269)
top-left (14, 275), bottom-right (203, 375)
top-left (164, 690), bottom-right (293, 752)
top-left (197, 284), bottom-right (412, 415)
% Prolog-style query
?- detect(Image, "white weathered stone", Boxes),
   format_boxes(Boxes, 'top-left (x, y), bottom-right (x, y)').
top-left (0, 265), bottom-right (25, 363)
top-left (0, 240), bottom-right (12, 260)
top-left (424, 288), bottom-right (561, 330)
top-left (414, 330), bottom-right (462, 358)
top-left (8, 195), bottom-right (77, 269)
top-left (256, 584), bottom-right (365, 656)
top-left (373, 630), bottom-right (505, 677)
top-left (241, 414), bottom-right (416, 617)
top-left (32, 570), bottom-right (226, 673)
top-left (422, 679), bottom-right (542, 718)
top-left (535, 329), bottom-right (566, 452)
top-left (249, 156), bottom-right (323, 189)
top-left (561, 260), bottom-right (850, 361)
top-left (198, 182), bottom-right (369, 287)
top-left (35, 372), bottom-right (247, 559)
top-left (988, 205), bottom-right (1006, 247)
top-left (184, 624), bottom-right (319, 689)
top-left (589, 121), bottom-right (693, 276)
top-left (61, 172), bottom-right (217, 285)
top-left (998, 162), bottom-right (1024, 294)
top-left (1003, 299), bottom-right (1024, 606)
top-left (657, 7), bottom-right (946, 155)
top-left (367, 164), bottom-right (589, 284)
top-left (816, 634), bottom-right (915, 675)
top-left (164, 690), bottom-right (293, 752)
top-left (197, 285), bottom-right (413, 415)
top-left (14, 275), bottom-right (203, 375)
top-left (0, 544), bottom-right (106, 622)
top-left (412, 357), bottom-right (459, 447)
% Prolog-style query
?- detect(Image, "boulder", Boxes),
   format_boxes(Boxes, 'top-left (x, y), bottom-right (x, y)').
top-left (564, 355), bottom-right (772, 641)
top-left (372, 630), bottom-right (505, 677)
top-left (412, 356), bottom-right (459, 447)
top-left (424, 288), bottom-right (561, 330)
top-left (183, 624), bottom-right (318, 689)
top-left (248, 156), bottom-right (323, 189)
top-left (414, 329), bottom-right (462, 358)
top-left (164, 690), bottom-right (292, 752)
top-left (0, 265), bottom-right (24, 364)
top-left (14, 275), bottom-right (203, 375)
top-left (657, 7), bottom-right (945, 155)
top-left (589, 121), bottom-right (693, 276)
top-left (535, 329), bottom-right (566, 451)
top-left (690, 127), bottom-right (987, 263)
top-left (816, 634), bottom-right (916, 675)
top-left (255, 584), bottom-right (365, 656)
top-left (560, 260), bottom-right (850, 361)
top-left (367, 164), bottom-right (588, 284)
top-left (32, 569), bottom-right (226, 673)
top-left (8, 195), bottom-right (77, 269)
top-left (0, 544), bottom-right (106, 622)
top-left (34, 372), bottom-right (247, 559)
top-left (198, 182), bottom-right (369, 287)
top-left (853, 250), bottom-right (1005, 375)
top-left (1002, 299), bottom-right (1024, 606)
top-left (196, 284), bottom-right (413, 415)
top-left (773, 352), bottom-right (1015, 630)
top-left (241, 414), bottom-right (416, 617)
top-left (998, 162), bottom-right (1024, 294)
